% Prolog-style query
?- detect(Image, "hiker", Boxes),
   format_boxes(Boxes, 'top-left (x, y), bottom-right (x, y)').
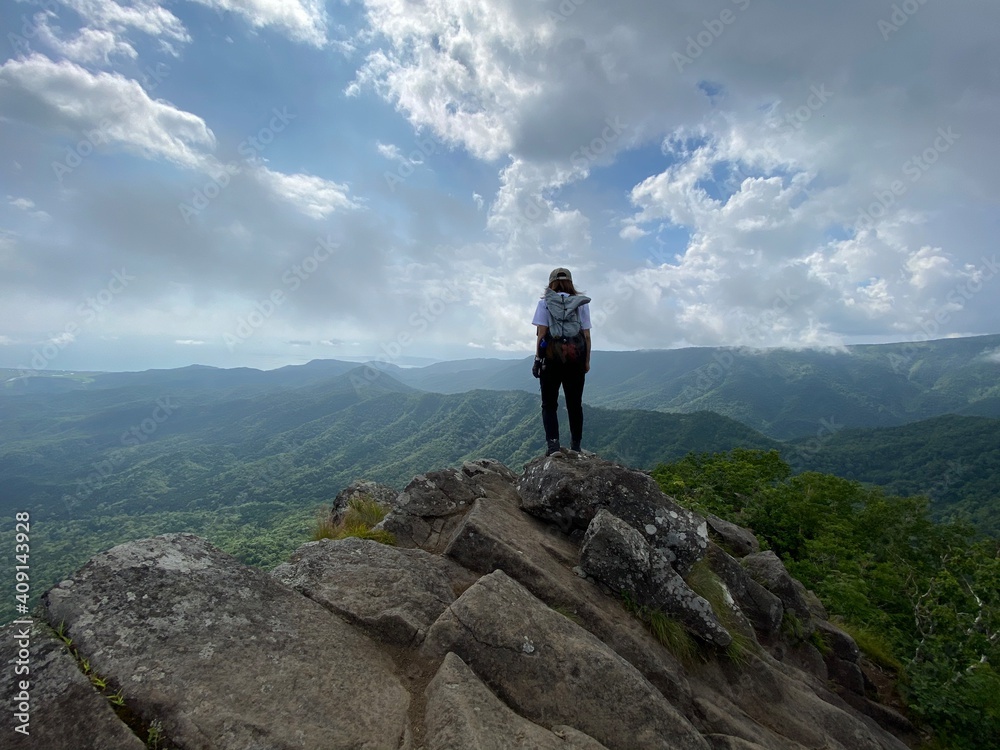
top-left (531, 267), bottom-right (592, 456)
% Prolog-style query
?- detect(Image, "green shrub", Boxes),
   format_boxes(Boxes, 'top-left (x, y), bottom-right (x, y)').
top-left (835, 620), bottom-right (901, 671)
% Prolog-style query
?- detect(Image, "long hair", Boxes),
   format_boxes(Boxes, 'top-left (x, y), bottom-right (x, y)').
top-left (547, 278), bottom-right (583, 295)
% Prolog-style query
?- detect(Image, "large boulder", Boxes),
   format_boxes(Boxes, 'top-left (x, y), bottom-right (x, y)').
top-left (580, 509), bottom-right (732, 647)
top-left (441, 482), bottom-right (695, 708)
top-left (424, 652), bottom-right (609, 749)
top-left (272, 536), bottom-right (477, 646)
top-left (380, 460), bottom-right (515, 552)
top-left (421, 569), bottom-right (712, 750)
top-left (742, 550), bottom-right (814, 626)
top-left (815, 620), bottom-right (865, 696)
top-left (705, 514), bottom-right (760, 557)
top-left (518, 453), bottom-right (709, 575)
top-left (42, 533), bottom-right (411, 750)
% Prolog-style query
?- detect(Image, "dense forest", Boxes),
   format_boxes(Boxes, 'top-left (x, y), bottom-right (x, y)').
top-left (652, 449), bottom-right (1000, 750)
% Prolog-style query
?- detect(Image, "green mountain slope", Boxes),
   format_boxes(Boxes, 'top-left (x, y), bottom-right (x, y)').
top-left (6, 334), bottom-right (1000, 439)
top-left (385, 334), bottom-right (1000, 439)
top-left (788, 414), bottom-right (1000, 535)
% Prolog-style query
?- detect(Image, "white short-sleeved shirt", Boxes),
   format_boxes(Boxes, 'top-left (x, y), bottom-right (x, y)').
top-left (532, 294), bottom-right (592, 330)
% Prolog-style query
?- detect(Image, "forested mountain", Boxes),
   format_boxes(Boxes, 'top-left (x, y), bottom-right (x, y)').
top-left (381, 334), bottom-right (1000, 439)
top-left (6, 333), bottom-right (1000, 440)
top-left (787, 414), bottom-right (1000, 535)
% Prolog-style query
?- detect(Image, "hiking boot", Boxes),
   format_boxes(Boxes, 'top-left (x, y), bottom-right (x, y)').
top-left (570, 439), bottom-right (581, 452)
top-left (545, 439), bottom-right (561, 456)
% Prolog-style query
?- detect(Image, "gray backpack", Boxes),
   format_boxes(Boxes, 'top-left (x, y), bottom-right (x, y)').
top-left (544, 290), bottom-right (591, 365)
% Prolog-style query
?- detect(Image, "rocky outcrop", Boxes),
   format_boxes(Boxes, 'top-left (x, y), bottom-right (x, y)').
top-left (272, 536), bottom-right (478, 646)
top-left (39, 533), bottom-right (411, 750)
top-left (5, 453), bottom-right (915, 750)
top-left (519, 454), bottom-right (709, 574)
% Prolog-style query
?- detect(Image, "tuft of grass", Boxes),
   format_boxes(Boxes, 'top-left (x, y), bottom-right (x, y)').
top-left (686, 559), bottom-right (728, 614)
top-left (622, 591), bottom-right (699, 664)
top-left (725, 631), bottom-right (757, 668)
top-left (147, 719), bottom-right (164, 750)
top-left (312, 496), bottom-right (395, 545)
top-left (685, 558), bottom-right (760, 664)
top-left (834, 620), bottom-right (902, 672)
top-left (551, 603), bottom-right (584, 626)
top-left (810, 628), bottom-right (833, 657)
top-left (647, 608), bottom-right (699, 664)
top-left (312, 510), bottom-right (339, 541)
top-left (781, 611), bottom-right (808, 642)
top-left (343, 495), bottom-right (390, 528)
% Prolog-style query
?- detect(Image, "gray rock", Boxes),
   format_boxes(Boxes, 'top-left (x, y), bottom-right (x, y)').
top-left (442, 488), bottom-right (695, 708)
top-left (705, 514), bottom-right (760, 557)
top-left (381, 465), bottom-right (489, 552)
top-left (742, 550), bottom-right (814, 626)
top-left (272, 536), bottom-right (476, 646)
top-left (461, 457), bottom-right (520, 484)
top-left (647, 547), bottom-right (732, 648)
top-left (518, 453), bottom-right (710, 575)
top-left (816, 621), bottom-right (864, 695)
top-left (579, 508), bottom-right (651, 595)
top-left (0, 622), bottom-right (146, 750)
top-left (692, 694), bottom-right (803, 750)
top-left (330, 479), bottom-right (399, 524)
top-left (796, 578), bottom-right (830, 619)
top-left (706, 543), bottom-right (783, 637)
top-left (705, 736), bottom-right (773, 750)
top-left (816, 620), bottom-right (861, 663)
top-left (693, 655), bottom-right (911, 750)
top-left (580, 509), bottom-right (732, 647)
top-left (421, 569), bottom-right (711, 750)
top-left (839, 690), bottom-right (918, 744)
top-left (424, 651), bottom-right (609, 749)
top-left (42, 533), bottom-right (411, 750)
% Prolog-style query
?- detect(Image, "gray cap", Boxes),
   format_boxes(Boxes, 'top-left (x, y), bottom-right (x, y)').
top-left (549, 267), bottom-right (572, 283)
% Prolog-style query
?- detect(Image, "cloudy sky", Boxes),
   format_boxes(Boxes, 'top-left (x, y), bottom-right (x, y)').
top-left (1, 0), bottom-right (998, 372)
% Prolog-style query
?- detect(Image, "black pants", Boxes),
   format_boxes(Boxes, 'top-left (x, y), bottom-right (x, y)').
top-left (540, 361), bottom-right (586, 446)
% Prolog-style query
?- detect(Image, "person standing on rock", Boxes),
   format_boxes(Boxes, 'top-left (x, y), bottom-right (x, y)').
top-left (532, 267), bottom-right (592, 456)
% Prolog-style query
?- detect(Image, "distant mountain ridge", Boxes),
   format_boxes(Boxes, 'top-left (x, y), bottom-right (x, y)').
top-left (6, 333), bottom-right (998, 439)
top-left (381, 334), bottom-right (1000, 439)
